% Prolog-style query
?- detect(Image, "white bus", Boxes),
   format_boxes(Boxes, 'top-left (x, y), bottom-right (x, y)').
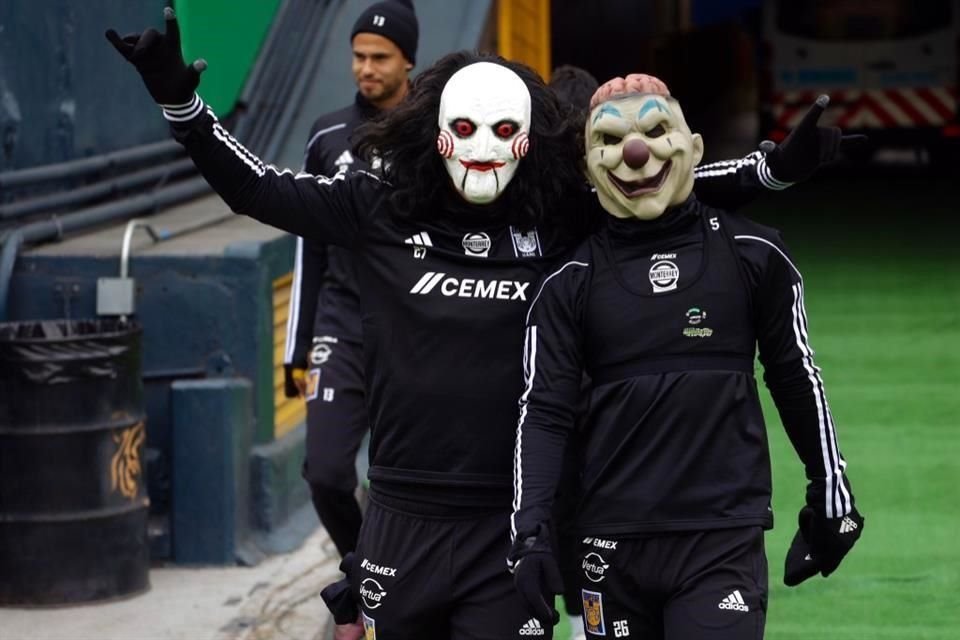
top-left (759, 0), bottom-right (960, 163)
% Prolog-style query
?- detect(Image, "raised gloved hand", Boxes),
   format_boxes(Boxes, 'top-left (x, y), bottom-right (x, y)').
top-left (760, 95), bottom-right (869, 183)
top-left (321, 552), bottom-right (359, 625)
top-left (106, 7), bottom-right (206, 105)
top-left (510, 524), bottom-right (563, 626)
top-left (784, 505), bottom-right (864, 586)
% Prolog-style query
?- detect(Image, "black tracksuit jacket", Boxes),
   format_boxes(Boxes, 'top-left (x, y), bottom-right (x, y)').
top-left (510, 198), bottom-right (853, 548)
top-left (283, 93), bottom-right (376, 395)
top-left (164, 94), bottom-right (789, 512)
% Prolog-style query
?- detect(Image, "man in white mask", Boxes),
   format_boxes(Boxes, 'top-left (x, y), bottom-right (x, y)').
top-left (436, 61), bottom-right (531, 204)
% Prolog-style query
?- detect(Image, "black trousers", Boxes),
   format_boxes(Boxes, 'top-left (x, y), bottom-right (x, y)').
top-left (574, 527), bottom-right (768, 639)
top-left (352, 495), bottom-right (553, 640)
top-left (302, 336), bottom-right (366, 556)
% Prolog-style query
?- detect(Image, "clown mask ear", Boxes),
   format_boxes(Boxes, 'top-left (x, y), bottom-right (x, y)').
top-left (436, 62), bottom-right (532, 204)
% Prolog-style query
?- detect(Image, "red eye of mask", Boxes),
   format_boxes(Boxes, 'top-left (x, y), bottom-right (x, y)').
top-left (495, 121), bottom-right (518, 139)
top-left (452, 119), bottom-right (476, 137)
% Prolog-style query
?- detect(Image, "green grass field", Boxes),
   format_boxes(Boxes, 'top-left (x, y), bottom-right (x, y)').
top-left (752, 172), bottom-right (960, 639)
top-left (558, 169), bottom-right (960, 639)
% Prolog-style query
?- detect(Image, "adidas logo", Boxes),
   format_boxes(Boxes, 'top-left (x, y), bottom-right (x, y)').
top-left (718, 590), bottom-right (749, 612)
top-left (839, 516), bottom-right (859, 534)
top-left (519, 618), bottom-right (545, 636)
top-left (404, 232), bottom-right (433, 259)
top-left (334, 150), bottom-right (354, 168)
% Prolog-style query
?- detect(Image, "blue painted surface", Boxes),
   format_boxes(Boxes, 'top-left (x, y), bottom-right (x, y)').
top-left (0, 1), bottom-right (170, 171)
top-left (638, 98), bottom-right (670, 118)
top-left (691, 0), bottom-right (761, 27)
top-left (4, 0), bottom-right (491, 561)
top-left (171, 378), bottom-right (252, 564)
top-left (9, 234), bottom-right (295, 444)
top-left (593, 104), bottom-right (622, 124)
top-left (780, 69), bottom-right (860, 86)
top-left (9, 228), bottom-right (294, 561)
top-left (878, 71), bottom-right (940, 87)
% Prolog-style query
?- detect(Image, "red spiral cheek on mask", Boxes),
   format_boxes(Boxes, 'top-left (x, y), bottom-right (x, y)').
top-left (512, 132), bottom-right (530, 159)
top-left (437, 130), bottom-right (454, 158)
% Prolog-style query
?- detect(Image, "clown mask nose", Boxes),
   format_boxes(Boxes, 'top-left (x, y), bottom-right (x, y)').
top-left (622, 139), bottom-right (651, 169)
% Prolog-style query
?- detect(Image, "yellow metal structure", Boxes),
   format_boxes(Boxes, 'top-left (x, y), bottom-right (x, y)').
top-left (273, 273), bottom-right (306, 438)
top-left (497, 0), bottom-right (552, 79)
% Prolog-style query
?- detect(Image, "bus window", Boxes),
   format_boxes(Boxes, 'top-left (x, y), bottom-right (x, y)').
top-left (760, 0), bottom-right (960, 162)
top-left (776, 0), bottom-right (952, 41)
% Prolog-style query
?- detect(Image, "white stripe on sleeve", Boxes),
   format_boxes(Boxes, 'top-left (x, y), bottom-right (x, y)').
top-left (283, 236), bottom-right (305, 365)
top-left (738, 235), bottom-right (850, 518)
top-left (511, 324), bottom-right (538, 541)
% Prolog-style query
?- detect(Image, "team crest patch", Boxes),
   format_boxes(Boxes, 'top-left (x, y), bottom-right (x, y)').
top-left (582, 589), bottom-right (606, 636)
top-left (510, 226), bottom-right (542, 257)
top-left (362, 612), bottom-right (376, 640)
top-left (649, 260), bottom-right (679, 293)
top-left (310, 340), bottom-right (332, 365)
top-left (462, 232), bottom-right (492, 257)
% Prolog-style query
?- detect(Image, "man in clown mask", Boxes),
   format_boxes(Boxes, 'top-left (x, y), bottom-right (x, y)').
top-left (107, 10), bottom-right (858, 635)
top-left (509, 74), bottom-right (865, 638)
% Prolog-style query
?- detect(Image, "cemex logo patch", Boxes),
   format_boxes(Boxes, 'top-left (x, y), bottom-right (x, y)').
top-left (409, 272), bottom-right (529, 301)
top-left (361, 558), bottom-right (397, 577)
top-left (583, 537), bottom-right (618, 550)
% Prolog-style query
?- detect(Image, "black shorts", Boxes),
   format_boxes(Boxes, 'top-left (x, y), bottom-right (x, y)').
top-left (302, 336), bottom-right (367, 491)
top-left (351, 495), bottom-right (553, 640)
top-left (574, 527), bottom-right (767, 640)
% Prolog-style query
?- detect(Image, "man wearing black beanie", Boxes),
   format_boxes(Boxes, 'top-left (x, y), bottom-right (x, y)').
top-left (282, 0), bottom-right (418, 562)
top-left (351, 0), bottom-right (418, 67)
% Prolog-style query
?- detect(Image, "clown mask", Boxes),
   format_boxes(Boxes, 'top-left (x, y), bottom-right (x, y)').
top-left (585, 77), bottom-right (704, 220)
top-left (436, 62), bottom-right (532, 204)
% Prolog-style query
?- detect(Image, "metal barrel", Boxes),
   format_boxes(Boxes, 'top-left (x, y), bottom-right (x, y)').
top-left (0, 318), bottom-right (150, 605)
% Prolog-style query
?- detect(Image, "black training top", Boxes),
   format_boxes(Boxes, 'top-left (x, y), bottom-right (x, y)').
top-left (510, 198), bottom-right (853, 546)
top-left (164, 93), bottom-right (787, 512)
top-left (283, 93), bottom-right (378, 393)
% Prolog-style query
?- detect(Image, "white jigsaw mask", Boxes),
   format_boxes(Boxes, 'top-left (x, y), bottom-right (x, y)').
top-left (436, 62), bottom-right (532, 204)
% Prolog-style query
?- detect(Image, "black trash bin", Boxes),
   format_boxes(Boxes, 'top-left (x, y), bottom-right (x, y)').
top-left (0, 318), bottom-right (150, 605)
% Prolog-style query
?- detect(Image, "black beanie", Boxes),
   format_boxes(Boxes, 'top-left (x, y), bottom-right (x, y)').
top-left (350, 0), bottom-right (419, 65)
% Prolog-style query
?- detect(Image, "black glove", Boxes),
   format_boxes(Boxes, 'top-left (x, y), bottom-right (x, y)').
top-left (106, 7), bottom-right (206, 105)
top-left (760, 95), bottom-right (869, 183)
top-left (783, 521), bottom-right (818, 586)
top-left (320, 552), bottom-right (359, 625)
top-left (514, 551), bottom-right (563, 626)
top-left (784, 505), bottom-right (864, 586)
top-left (511, 525), bottom-right (563, 627)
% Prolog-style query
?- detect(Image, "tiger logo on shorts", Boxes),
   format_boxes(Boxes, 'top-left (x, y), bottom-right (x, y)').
top-left (362, 612), bottom-right (376, 640)
top-left (581, 589), bottom-right (606, 635)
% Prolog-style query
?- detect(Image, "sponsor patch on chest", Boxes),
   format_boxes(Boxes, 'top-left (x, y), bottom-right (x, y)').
top-left (409, 272), bottom-right (529, 301)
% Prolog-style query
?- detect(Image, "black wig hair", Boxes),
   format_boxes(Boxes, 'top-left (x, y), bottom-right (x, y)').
top-left (548, 65), bottom-right (599, 115)
top-left (355, 50), bottom-right (586, 229)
